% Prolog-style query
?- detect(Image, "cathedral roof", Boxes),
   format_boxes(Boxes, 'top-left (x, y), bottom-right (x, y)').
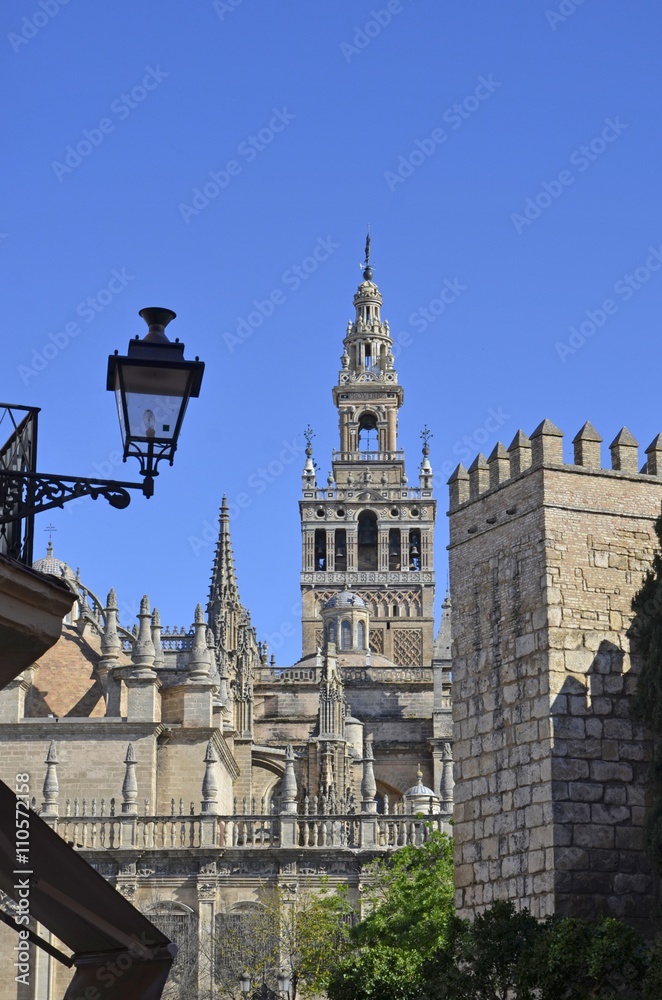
top-left (294, 649), bottom-right (396, 669)
top-left (324, 591), bottom-right (366, 609)
top-left (33, 540), bottom-right (76, 581)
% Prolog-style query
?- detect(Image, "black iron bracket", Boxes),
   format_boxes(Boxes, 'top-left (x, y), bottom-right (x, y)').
top-left (0, 470), bottom-right (153, 525)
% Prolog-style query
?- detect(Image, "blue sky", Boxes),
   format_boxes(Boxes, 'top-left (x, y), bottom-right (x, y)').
top-left (3, 1), bottom-right (662, 663)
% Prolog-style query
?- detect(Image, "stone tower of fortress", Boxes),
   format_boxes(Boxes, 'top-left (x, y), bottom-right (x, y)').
top-left (449, 419), bottom-right (661, 931)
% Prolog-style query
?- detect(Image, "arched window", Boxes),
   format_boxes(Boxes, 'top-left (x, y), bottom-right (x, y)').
top-left (143, 903), bottom-right (197, 989)
top-left (357, 510), bottom-right (378, 570)
top-left (328, 621), bottom-right (336, 644)
top-left (358, 412), bottom-right (378, 452)
top-left (357, 621), bottom-right (366, 649)
top-left (216, 904), bottom-right (278, 985)
top-left (388, 528), bottom-right (401, 571)
top-left (335, 529), bottom-right (347, 571)
top-left (409, 531), bottom-right (421, 571)
top-left (341, 620), bottom-right (352, 650)
top-left (314, 529), bottom-right (326, 571)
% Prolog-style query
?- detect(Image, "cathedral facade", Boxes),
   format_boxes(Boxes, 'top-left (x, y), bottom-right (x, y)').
top-left (0, 257), bottom-right (452, 999)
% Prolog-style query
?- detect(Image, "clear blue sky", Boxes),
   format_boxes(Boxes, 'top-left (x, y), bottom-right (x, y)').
top-left (3, 1), bottom-right (662, 663)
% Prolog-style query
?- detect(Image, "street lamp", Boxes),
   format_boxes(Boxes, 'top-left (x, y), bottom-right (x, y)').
top-left (0, 307), bottom-right (204, 563)
top-left (107, 307), bottom-right (204, 496)
top-left (240, 972), bottom-right (251, 994)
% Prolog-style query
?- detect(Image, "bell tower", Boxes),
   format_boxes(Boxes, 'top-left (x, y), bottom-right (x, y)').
top-left (299, 238), bottom-right (436, 667)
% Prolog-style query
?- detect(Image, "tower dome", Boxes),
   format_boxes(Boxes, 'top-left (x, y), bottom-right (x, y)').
top-left (322, 591), bottom-right (369, 652)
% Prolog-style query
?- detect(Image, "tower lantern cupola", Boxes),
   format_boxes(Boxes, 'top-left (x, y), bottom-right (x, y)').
top-left (321, 591), bottom-right (369, 653)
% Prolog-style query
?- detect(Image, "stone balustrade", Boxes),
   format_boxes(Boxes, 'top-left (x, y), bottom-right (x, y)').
top-left (51, 810), bottom-right (450, 852)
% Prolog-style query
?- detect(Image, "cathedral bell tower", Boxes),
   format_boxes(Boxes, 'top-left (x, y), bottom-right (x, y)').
top-left (299, 239), bottom-right (436, 668)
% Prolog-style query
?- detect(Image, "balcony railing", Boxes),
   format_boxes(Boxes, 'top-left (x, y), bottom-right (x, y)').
top-left (0, 403), bottom-right (39, 564)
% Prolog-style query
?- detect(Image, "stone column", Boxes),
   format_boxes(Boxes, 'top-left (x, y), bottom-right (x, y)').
top-left (326, 529), bottom-right (335, 572)
top-left (346, 528), bottom-right (358, 572)
top-left (197, 881), bottom-right (216, 999)
top-left (378, 529), bottom-right (389, 572)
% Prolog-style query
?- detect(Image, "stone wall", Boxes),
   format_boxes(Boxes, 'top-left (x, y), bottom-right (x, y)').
top-left (449, 421), bottom-right (662, 931)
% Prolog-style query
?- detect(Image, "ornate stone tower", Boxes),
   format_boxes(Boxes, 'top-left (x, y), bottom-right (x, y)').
top-left (299, 239), bottom-right (436, 667)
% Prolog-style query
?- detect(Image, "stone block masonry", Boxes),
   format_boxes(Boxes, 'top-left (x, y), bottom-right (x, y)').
top-left (449, 420), bottom-right (661, 932)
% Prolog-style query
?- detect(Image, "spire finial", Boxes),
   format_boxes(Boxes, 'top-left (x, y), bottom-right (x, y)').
top-left (362, 227), bottom-right (372, 280)
top-left (45, 523), bottom-right (56, 556)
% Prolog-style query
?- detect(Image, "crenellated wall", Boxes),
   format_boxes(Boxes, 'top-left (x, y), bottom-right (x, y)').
top-left (449, 419), bottom-right (662, 931)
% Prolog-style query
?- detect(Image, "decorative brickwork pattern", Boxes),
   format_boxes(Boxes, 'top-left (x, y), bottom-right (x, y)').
top-left (369, 629), bottom-right (384, 654)
top-left (393, 629), bottom-right (422, 667)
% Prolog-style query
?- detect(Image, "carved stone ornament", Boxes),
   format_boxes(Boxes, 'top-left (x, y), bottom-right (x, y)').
top-left (116, 883), bottom-right (136, 900)
top-left (197, 881), bottom-right (217, 900)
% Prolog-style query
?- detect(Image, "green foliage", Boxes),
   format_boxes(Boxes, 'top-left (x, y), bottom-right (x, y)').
top-left (327, 831), bottom-right (454, 1000)
top-left (357, 829), bottom-right (455, 956)
top-left (328, 945), bottom-right (424, 1000)
top-left (643, 937), bottom-right (662, 1000)
top-left (424, 901), bottom-right (540, 1000)
top-left (293, 882), bottom-right (354, 996)
top-left (530, 916), bottom-right (649, 1000)
top-left (424, 905), bottom-right (651, 1000)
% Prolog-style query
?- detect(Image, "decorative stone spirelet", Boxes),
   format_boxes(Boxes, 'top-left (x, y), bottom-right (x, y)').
top-left (281, 744), bottom-right (298, 815)
top-left (121, 743), bottom-right (138, 814)
top-left (41, 740), bottom-right (59, 815)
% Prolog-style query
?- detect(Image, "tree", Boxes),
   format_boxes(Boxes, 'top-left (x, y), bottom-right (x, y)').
top-left (214, 880), bottom-right (354, 1000)
top-left (423, 901), bottom-right (540, 1000)
top-left (423, 903), bottom-right (651, 1000)
top-left (328, 830), bottom-right (454, 1000)
top-left (531, 915), bottom-right (649, 1000)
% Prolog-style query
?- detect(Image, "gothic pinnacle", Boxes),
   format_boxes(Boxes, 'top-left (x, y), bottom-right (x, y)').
top-left (188, 603), bottom-right (212, 679)
top-left (130, 595), bottom-right (156, 676)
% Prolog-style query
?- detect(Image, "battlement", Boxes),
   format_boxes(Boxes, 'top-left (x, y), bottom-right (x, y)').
top-left (449, 419), bottom-right (662, 511)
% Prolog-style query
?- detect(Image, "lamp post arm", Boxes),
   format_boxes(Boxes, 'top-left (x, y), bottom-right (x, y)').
top-left (0, 469), bottom-right (153, 524)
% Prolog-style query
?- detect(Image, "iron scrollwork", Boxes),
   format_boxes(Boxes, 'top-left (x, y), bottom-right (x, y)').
top-left (0, 470), bottom-right (149, 524)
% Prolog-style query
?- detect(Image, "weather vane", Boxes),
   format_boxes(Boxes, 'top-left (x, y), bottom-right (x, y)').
top-left (421, 426), bottom-right (432, 452)
top-left (362, 226), bottom-right (373, 279)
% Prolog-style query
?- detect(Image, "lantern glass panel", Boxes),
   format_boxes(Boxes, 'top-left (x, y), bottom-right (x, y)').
top-left (112, 363), bottom-right (192, 446)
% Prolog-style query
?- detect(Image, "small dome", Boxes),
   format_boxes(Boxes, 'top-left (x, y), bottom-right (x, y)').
top-left (404, 767), bottom-right (435, 799)
top-left (33, 541), bottom-right (75, 581)
top-left (324, 591), bottom-right (366, 609)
